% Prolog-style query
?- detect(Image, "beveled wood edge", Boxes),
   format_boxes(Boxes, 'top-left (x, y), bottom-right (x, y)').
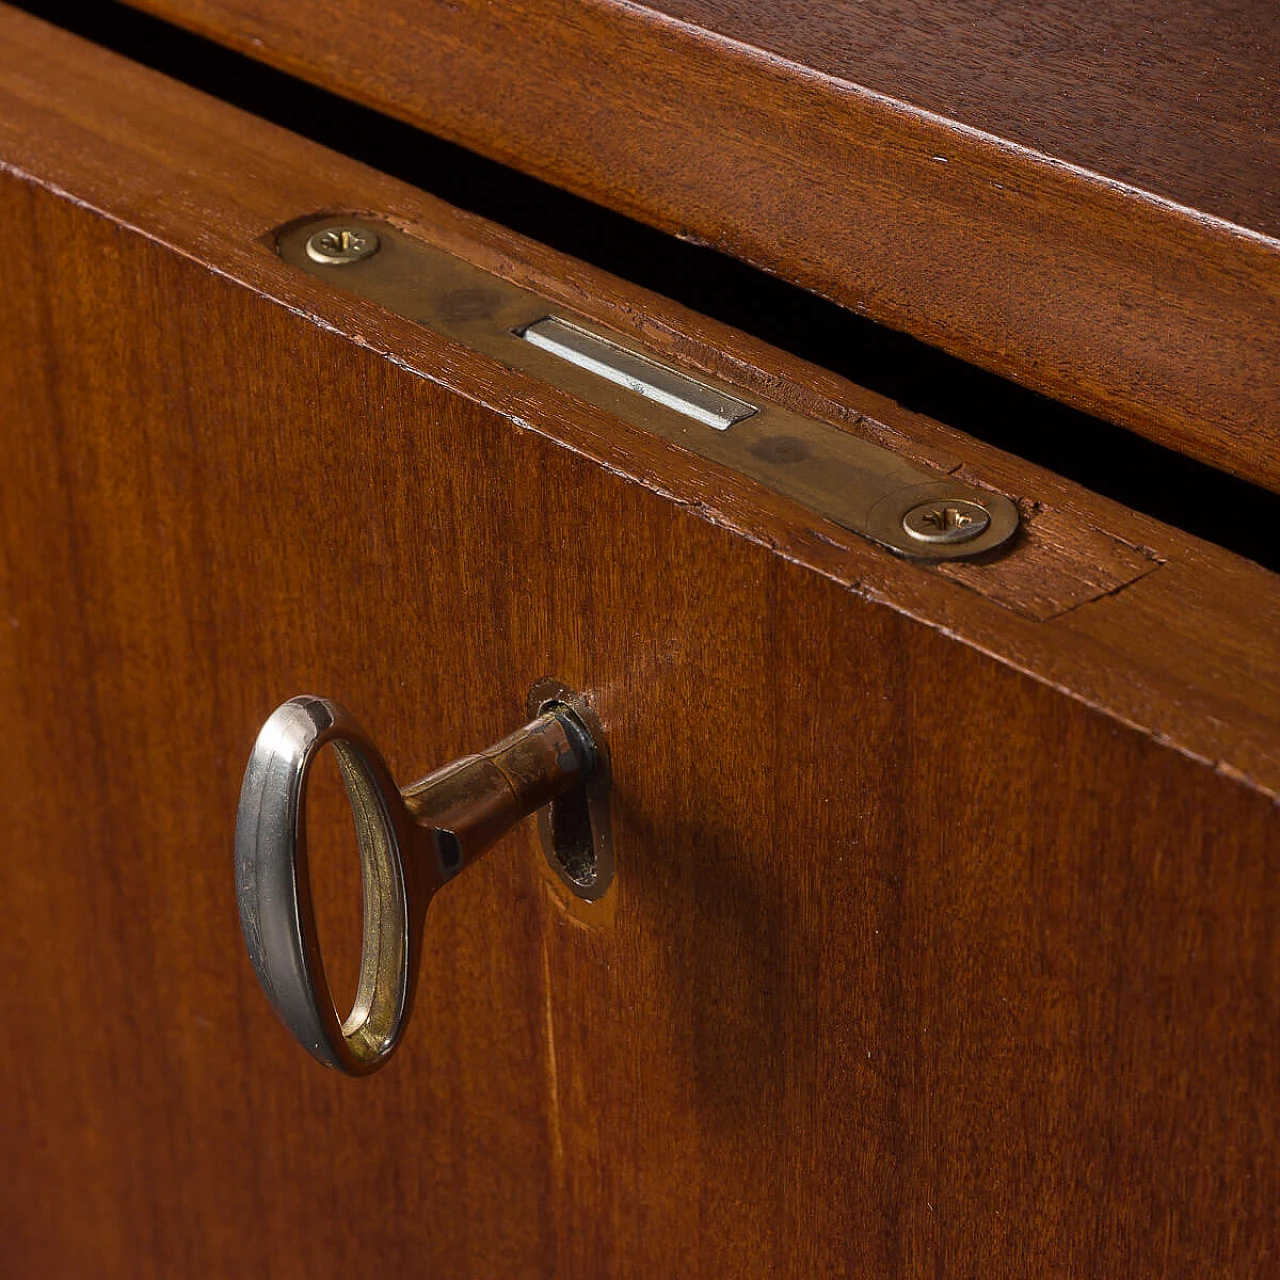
top-left (1, 4), bottom-right (1277, 798)
top-left (121, 0), bottom-right (1280, 493)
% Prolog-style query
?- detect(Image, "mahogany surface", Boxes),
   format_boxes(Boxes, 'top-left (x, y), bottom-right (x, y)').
top-left (118, 0), bottom-right (1280, 492)
top-left (657, 0), bottom-right (1280, 235)
top-left (3, 9), bottom-right (1280, 1276)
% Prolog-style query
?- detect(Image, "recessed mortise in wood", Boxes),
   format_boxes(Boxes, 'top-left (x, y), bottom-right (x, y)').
top-left (275, 214), bottom-right (1164, 616)
top-left (276, 215), bottom-right (1019, 563)
top-left (527, 678), bottom-right (613, 901)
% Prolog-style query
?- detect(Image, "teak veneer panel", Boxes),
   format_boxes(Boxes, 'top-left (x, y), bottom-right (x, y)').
top-left (2, 10), bottom-right (1280, 1276)
top-left (121, 0), bottom-right (1280, 492)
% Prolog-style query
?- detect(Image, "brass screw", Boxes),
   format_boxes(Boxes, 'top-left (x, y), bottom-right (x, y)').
top-left (902, 498), bottom-right (992, 545)
top-left (304, 225), bottom-right (380, 265)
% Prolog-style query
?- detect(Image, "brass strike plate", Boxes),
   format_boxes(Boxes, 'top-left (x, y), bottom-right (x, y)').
top-left (277, 217), bottom-right (1019, 561)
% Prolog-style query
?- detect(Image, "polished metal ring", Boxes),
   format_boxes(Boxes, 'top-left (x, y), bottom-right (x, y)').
top-left (234, 696), bottom-right (424, 1074)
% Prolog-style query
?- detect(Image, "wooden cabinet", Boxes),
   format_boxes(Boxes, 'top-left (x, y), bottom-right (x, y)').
top-left (2, 6), bottom-right (1278, 1275)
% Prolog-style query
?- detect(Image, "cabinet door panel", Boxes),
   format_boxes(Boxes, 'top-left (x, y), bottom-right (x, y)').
top-left (2, 10), bottom-right (1279, 1277)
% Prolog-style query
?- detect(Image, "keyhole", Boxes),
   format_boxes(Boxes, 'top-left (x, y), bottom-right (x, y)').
top-left (528, 682), bottom-right (614, 901)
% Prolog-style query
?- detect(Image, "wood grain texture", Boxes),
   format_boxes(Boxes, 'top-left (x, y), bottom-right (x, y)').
top-left (117, 0), bottom-right (1280, 492)
top-left (2, 11), bottom-right (1280, 1276)
top-left (655, 0), bottom-right (1280, 236)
